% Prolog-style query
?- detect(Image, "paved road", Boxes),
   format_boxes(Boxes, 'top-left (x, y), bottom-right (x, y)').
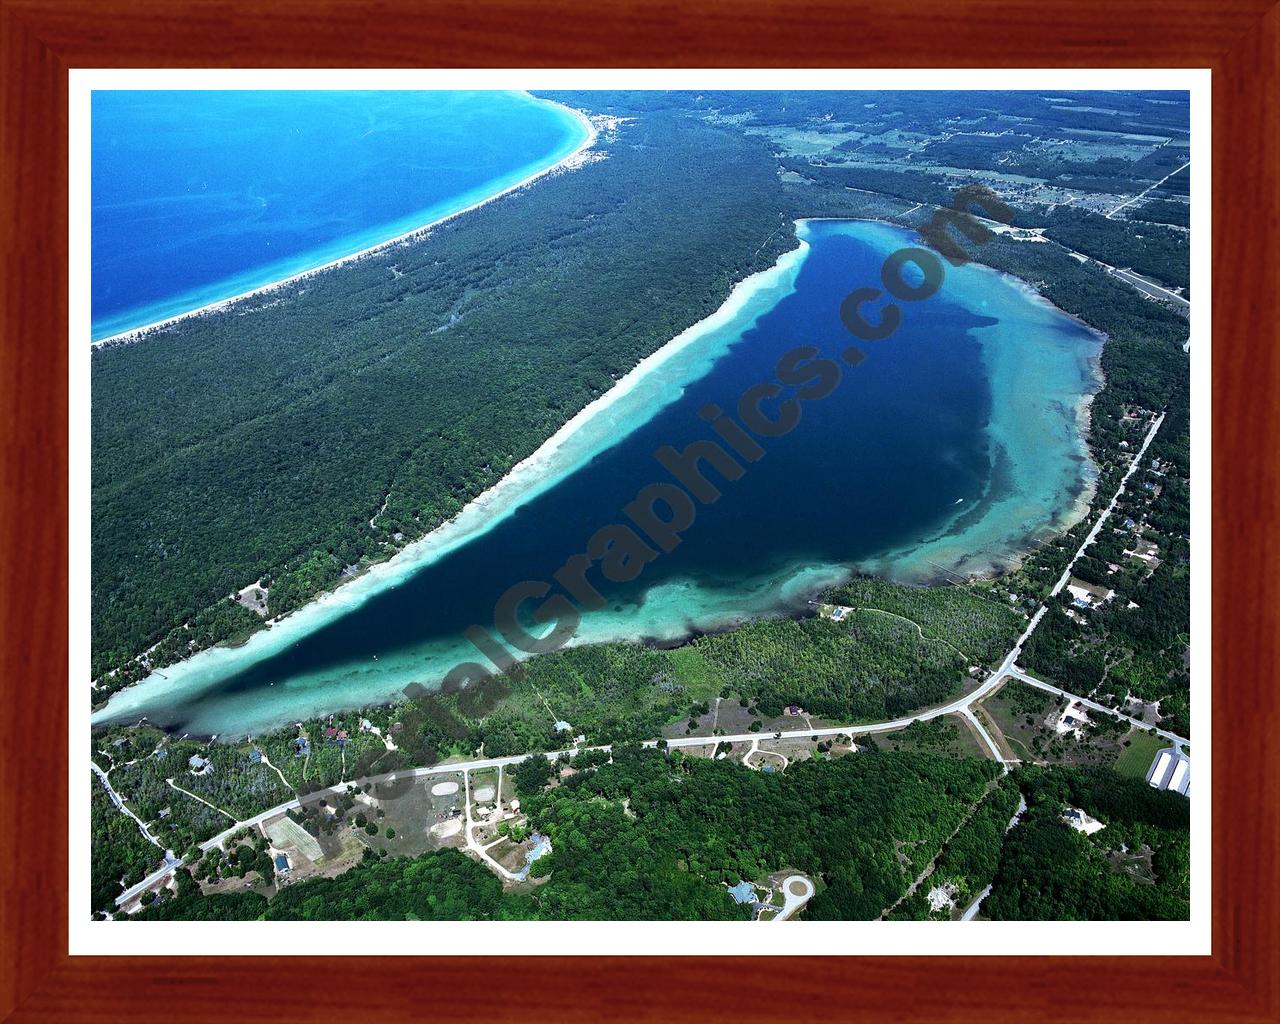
top-left (1106, 160), bottom-right (1191, 220)
top-left (1050, 411), bottom-right (1165, 600)
top-left (960, 707), bottom-right (1008, 770)
top-left (1007, 667), bottom-right (1188, 746)
top-left (109, 411), bottom-right (1179, 909)
top-left (91, 762), bottom-right (166, 851)
top-left (95, 762), bottom-right (181, 908)
top-left (772, 875), bottom-right (815, 921)
top-left (1108, 267), bottom-right (1189, 310)
top-left (959, 885), bottom-right (992, 922)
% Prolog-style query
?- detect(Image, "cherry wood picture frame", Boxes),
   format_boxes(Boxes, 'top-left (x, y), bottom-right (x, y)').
top-left (2, 1), bottom-right (1276, 1020)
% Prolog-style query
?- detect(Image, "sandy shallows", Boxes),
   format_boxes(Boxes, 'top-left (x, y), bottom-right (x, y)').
top-left (430, 781), bottom-right (460, 797)
top-left (473, 785), bottom-right (496, 802)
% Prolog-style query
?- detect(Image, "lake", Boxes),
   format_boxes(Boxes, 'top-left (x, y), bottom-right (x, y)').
top-left (93, 219), bottom-right (1101, 736)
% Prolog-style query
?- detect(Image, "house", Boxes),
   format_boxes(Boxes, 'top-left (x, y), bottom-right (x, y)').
top-left (1062, 807), bottom-right (1106, 835)
top-left (1066, 577), bottom-right (1115, 609)
top-left (927, 882), bottom-right (959, 913)
top-left (188, 755), bottom-right (213, 776)
top-left (554, 720), bottom-right (573, 732)
top-left (1125, 538), bottom-right (1161, 567)
top-left (785, 704), bottom-right (804, 717)
top-left (274, 854), bottom-right (290, 874)
top-left (249, 749), bottom-right (264, 764)
top-left (726, 880), bottom-right (757, 905)
top-left (293, 736), bottom-right (311, 757)
top-left (1054, 701), bottom-right (1091, 737)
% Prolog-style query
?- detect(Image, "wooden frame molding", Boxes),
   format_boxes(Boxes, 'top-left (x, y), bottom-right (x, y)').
top-left (1, 1), bottom-right (1276, 1019)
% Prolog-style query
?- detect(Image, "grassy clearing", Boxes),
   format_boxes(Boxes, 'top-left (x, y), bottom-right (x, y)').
top-left (1111, 728), bottom-right (1168, 779)
top-left (825, 577), bottom-right (1024, 666)
top-left (874, 716), bottom-right (988, 761)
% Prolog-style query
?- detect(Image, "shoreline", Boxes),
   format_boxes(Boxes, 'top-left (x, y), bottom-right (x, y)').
top-left (813, 217), bottom-right (1107, 587)
top-left (92, 229), bottom-right (812, 716)
top-left (93, 218), bottom-right (1104, 735)
top-left (91, 97), bottom-right (597, 349)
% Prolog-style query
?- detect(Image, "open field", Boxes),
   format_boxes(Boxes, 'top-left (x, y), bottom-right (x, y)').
top-left (874, 715), bottom-right (990, 761)
top-left (1112, 728), bottom-right (1169, 778)
top-left (978, 681), bottom-right (1132, 768)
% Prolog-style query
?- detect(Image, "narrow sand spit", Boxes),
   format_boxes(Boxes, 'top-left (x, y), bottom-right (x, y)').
top-left (93, 225), bottom-right (809, 726)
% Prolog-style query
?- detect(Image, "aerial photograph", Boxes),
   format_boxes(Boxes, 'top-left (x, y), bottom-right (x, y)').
top-left (87, 87), bottom-right (1193, 925)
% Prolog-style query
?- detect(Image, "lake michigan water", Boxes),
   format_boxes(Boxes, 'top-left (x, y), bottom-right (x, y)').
top-left (94, 217), bottom-right (1102, 736)
top-left (91, 90), bottom-right (588, 340)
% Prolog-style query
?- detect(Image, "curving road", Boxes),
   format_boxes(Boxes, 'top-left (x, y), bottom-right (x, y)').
top-left (108, 412), bottom-right (1182, 908)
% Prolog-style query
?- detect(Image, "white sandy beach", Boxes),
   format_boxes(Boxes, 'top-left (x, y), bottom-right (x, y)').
top-left (91, 98), bottom-right (597, 349)
top-left (92, 227), bottom-right (811, 715)
top-left (92, 216), bottom-right (1109, 735)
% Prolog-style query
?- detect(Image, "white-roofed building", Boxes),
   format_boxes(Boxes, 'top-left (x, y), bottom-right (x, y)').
top-left (1148, 750), bottom-right (1174, 788)
top-left (1146, 747), bottom-right (1191, 799)
top-left (1062, 806), bottom-right (1106, 835)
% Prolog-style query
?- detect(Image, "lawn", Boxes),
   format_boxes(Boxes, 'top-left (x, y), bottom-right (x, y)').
top-left (1111, 728), bottom-right (1168, 779)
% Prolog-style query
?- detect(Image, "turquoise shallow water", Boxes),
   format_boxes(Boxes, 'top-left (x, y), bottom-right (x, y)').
top-left (94, 219), bottom-right (1101, 736)
top-left (91, 90), bottom-right (587, 340)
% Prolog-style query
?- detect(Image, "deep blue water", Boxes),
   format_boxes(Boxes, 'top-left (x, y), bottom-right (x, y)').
top-left (105, 221), bottom-right (1030, 734)
top-left (91, 91), bottom-right (586, 340)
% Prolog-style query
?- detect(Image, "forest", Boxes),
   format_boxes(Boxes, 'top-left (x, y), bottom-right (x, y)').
top-left (984, 764), bottom-right (1190, 920)
top-left (824, 576), bottom-right (1023, 666)
top-left (130, 745), bottom-right (999, 921)
top-left (90, 572), bottom-right (999, 911)
top-left (90, 772), bottom-right (163, 913)
top-left (691, 615), bottom-right (966, 720)
top-left (94, 90), bottom-right (1194, 924)
top-left (887, 774), bottom-right (1022, 919)
top-left (92, 109), bottom-right (794, 693)
top-left (1038, 207), bottom-right (1189, 290)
